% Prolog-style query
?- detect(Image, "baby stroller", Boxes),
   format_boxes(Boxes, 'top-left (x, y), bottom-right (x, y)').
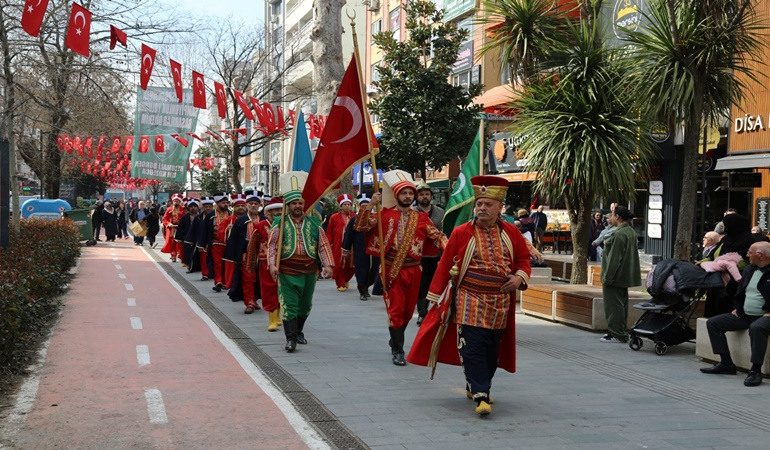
top-left (630, 259), bottom-right (725, 355)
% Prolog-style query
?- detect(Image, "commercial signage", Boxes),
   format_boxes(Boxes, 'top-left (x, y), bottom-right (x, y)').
top-left (443, 0), bottom-right (476, 22)
top-left (729, 172), bottom-right (762, 188)
top-left (756, 197), bottom-right (770, 232)
top-left (488, 132), bottom-right (529, 174)
top-left (453, 42), bottom-right (474, 74)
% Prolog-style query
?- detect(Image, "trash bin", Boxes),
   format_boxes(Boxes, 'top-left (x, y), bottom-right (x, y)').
top-left (63, 209), bottom-right (96, 246)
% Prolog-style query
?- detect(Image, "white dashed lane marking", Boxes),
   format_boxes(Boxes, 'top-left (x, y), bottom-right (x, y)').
top-left (119, 274), bottom-right (126, 279)
top-left (115, 265), bottom-right (122, 269)
top-left (130, 317), bottom-right (143, 330)
top-left (144, 389), bottom-right (168, 424)
top-left (125, 284), bottom-right (134, 291)
top-left (127, 298), bottom-right (136, 306)
top-left (112, 257), bottom-right (118, 261)
top-left (136, 345), bottom-right (150, 366)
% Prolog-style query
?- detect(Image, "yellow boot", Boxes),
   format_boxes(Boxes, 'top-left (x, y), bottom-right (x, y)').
top-left (475, 401), bottom-right (492, 416)
top-left (267, 310), bottom-right (280, 332)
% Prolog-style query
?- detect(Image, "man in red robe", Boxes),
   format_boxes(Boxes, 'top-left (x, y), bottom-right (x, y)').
top-left (407, 175), bottom-right (531, 416)
top-left (258, 197), bottom-right (283, 331)
top-left (355, 170), bottom-right (446, 366)
top-left (327, 193), bottom-right (356, 292)
top-left (161, 194), bottom-right (185, 262)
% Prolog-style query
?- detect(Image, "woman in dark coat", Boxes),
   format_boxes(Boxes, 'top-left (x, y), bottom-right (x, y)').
top-left (144, 207), bottom-right (161, 249)
top-left (116, 201), bottom-right (129, 239)
top-left (101, 201), bottom-right (119, 242)
top-left (91, 202), bottom-right (104, 241)
top-left (704, 213), bottom-right (755, 317)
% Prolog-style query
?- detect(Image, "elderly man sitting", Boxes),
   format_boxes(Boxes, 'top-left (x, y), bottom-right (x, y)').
top-left (700, 241), bottom-right (770, 387)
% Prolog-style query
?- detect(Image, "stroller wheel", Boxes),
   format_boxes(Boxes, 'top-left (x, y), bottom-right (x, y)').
top-left (629, 336), bottom-right (643, 351)
top-left (654, 341), bottom-right (668, 355)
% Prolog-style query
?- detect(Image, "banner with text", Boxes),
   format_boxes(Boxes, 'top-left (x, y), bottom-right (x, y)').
top-left (130, 86), bottom-right (199, 183)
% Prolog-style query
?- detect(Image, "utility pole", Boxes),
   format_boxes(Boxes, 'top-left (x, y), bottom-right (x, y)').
top-left (39, 129), bottom-right (46, 198)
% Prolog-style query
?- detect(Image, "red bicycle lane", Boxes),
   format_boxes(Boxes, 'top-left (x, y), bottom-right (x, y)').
top-left (6, 241), bottom-right (323, 449)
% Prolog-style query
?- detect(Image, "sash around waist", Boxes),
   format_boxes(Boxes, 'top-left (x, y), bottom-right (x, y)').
top-left (461, 269), bottom-right (508, 294)
top-left (384, 249), bottom-right (420, 268)
top-left (280, 255), bottom-right (317, 275)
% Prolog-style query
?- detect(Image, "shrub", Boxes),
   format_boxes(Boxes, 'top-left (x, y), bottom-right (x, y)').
top-left (0, 219), bottom-right (81, 373)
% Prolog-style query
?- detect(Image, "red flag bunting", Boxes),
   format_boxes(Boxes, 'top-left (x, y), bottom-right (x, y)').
top-left (192, 71), bottom-right (206, 109)
top-left (154, 135), bottom-right (165, 153)
top-left (234, 128), bottom-right (247, 136)
top-left (110, 136), bottom-right (121, 153)
top-left (84, 137), bottom-right (93, 159)
top-left (289, 109), bottom-right (296, 127)
top-left (139, 136), bottom-right (150, 153)
top-left (65, 3), bottom-right (91, 57)
top-left (204, 131), bottom-right (220, 140)
top-left (303, 54), bottom-right (378, 212)
top-left (186, 132), bottom-right (204, 142)
top-left (220, 130), bottom-right (236, 140)
top-left (232, 90), bottom-right (255, 121)
top-left (214, 82), bottom-right (227, 119)
top-left (21, 0), bottom-right (50, 37)
top-left (123, 136), bottom-right (134, 154)
top-left (109, 25), bottom-right (127, 50)
top-left (170, 59), bottom-right (183, 103)
top-left (140, 44), bottom-right (156, 90)
top-left (171, 133), bottom-right (189, 147)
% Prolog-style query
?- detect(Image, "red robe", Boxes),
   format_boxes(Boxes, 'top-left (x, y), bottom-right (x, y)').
top-left (407, 220), bottom-right (531, 373)
top-left (160, 205), bottom-right (185, 255)
top-left (327, 211), bottom-right (355, 285)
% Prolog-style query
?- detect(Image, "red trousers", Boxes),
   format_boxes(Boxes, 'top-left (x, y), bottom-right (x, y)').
top-left (210, 244), bottom-right (226, 286)
top-left (199, 251), bottom-right (208, 277)
top-left (225, 261), bottom-right (235, 289)
top-left (241, 262), bottom-right (258, 307)
top-left (384, 265), bottom-right (422, 329)
top-left (259, 260), bottom-right (279, 312)
top-left (334, 267), bottom-right (355, 288)
top-left (161, 227), bottom-right (179, 257)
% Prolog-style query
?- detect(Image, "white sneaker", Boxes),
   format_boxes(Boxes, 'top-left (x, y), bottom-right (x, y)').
top-left (599, 335), bottom-right (623, 343)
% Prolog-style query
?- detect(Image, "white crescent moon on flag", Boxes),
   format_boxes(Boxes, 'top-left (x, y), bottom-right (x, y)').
top-left (74, 11), bottom-right (86, 27)
top-left (35, 0), bottom-right (42, 7)
top-left (452, 173), bottom-right (466, 196)
top-left (331, 96), bottom-right (362, 144)
top-left (217, 87), bottom-right (224, 99)
top-left (173, 67), bottom-right (180, 78)
top-left (143, 54), bottom-right (153, 68)
top-left (196, 77), bottom-right (204, 90)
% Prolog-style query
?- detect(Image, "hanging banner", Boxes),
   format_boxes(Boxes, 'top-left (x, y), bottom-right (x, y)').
top-left (130, 86), bottom-right (199, 182)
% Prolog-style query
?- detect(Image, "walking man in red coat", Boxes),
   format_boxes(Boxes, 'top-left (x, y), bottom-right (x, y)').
top-left (327, 193), bottom-right (356, 292)
top-left (407, 175), bottom-right (531, 416)
top-left (161, 194), bottom-right (185, 262)
top-left (355, 170), bottom-right (447, 366)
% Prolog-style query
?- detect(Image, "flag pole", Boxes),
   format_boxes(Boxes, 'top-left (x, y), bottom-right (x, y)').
top-left (479, 118), bottom-right (485, 176)
top-left (347, 9), bottom-right (387, 291)
top-left (285, 102), bottom-right (303, 173)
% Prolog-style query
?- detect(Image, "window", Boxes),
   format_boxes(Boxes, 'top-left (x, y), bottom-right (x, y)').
top-left (371, 19), bottom-right (382, 41)
top-left (389, 9), bottom-right (401, 42)
top-left (501, 63), bottom-right (512, 85)
top-left (371, 62), bottom-right (380, 83)
top-left (452, 72), bottom-right (470, 92)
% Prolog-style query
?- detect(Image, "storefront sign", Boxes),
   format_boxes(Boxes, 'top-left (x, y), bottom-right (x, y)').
top-left (648, 180), bottom-right (663, 195)
top-left (756, 197), bottom-right (770, 232)
top-left (729, 172), bottom-right (762, 188)
top-left (648, 195), bottom-right (663, 209)
top-left (648, 209), bottom-right (662, 224)
top-left (453, 42), bottom-right (474, 74)
top-left (443, 0), bottom-right (476, 21)
top-left (647, 224), bottom-right (662, 239)
top-left (734, 114), bottom-right (767, 134)
top-left (489, 132), bottom-right (529, 173)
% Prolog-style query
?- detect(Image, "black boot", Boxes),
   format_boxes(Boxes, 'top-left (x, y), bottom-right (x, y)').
top-left (416, 297), bottom-right (427, 325)
top-left (296, 317), bottom-right (308, 345)
top-left (284, 319), bottom-right (297, 352)
top-left (389, 327), bottom-right (406, 366)
top-left (358, 286), bottom-right (368, 301)
top-left (364, 287), bottom-right (371, 299)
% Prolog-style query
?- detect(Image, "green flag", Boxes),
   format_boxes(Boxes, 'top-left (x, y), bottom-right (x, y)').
top-left (442, 126), bottom-right (482, 236)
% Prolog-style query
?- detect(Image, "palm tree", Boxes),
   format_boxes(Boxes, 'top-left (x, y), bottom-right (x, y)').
top-left (623, 0), bottom-right (766, 259)
top-left (512, 18), bottom-right (656, 283)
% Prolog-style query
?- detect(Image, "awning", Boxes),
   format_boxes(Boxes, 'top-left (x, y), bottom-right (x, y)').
top-left (427, 179), bottom-right (450, 189)
top-left (499, 172), bottom-right (538, 182)
top-left (715, 153), bottom-right (770, 170)
top-left (473, 84), bottom-right (518, 115)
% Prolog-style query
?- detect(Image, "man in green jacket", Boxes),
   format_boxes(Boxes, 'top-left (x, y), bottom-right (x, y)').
top-left (600, 205), bottom-right (641, 343)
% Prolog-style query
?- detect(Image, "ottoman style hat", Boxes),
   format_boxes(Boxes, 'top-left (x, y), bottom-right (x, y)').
top-left (381, 169), bottom-right (416, 209)
top-left (357, 193), bottom-right (371, 204)
top-left (281, 171), bottom-right (308, 203)
top-left (231, 193), bottom-right (248, 205)
top-left (213, 192), bottom-right (229, 203)
top-left (200, 196), bottom-right (215, 205)
top-left (187, 198), bottom-right (201, 208)
top-left (337, 193), bottom-right (353, 205)
top-left (471, 175), bottom-right (508, 202)
top-left (171, 193), bottom-right (183, 202)
top-left (264, 196), bottom-right (284, 212)
top-left (415, 180), bottom-right (432, 192)
top-left (246, 191), bottom-right (261, 203)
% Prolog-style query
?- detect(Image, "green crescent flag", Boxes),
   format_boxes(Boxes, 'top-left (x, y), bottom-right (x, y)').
top-left (442, 125), bottom-right (481, 236)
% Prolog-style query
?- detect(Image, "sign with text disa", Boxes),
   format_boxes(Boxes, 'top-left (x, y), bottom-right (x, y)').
top-left (130, 86), bottom-right (199, 183)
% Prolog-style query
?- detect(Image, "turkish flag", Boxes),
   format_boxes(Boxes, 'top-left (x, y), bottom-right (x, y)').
top-left (171, 133), bottom-right (189, 147)
top-left (192, 71), bottom-right (206, 109)
top-left (204, 131), bottom-right (220, 140)
top-left (186, 132), bottom-right (204, 142)
top-left (21, 0), bottom-right (50, 37)
top-left (65, 3), bottom-right (91, 57)
top-left (214, 81), bottom-right (227, 119)
top-left (109, 25), bottom-right (127, 50)
top-left (84, 137), bottom-right (93, 158)
top-left (140, 44), bottom-right (156, 90)
top-left (170, 59), bottom-right (183, 103)
top-left (234, 128), bottom-right (247, 136)
top-left (232, 89), bottom-right (255, 121)
top-left (110, 136), bottom-right (121, 153)
top-left (220, 130), bottom-right (236, 140)
top-left (303, 54), bottom-right (378, 212)
top-left (139, 136), bottom-right (150, 153)
top-left (154, 135), bottom-right (165, 152)
top-left (123, 136), bottom-right (134, 154)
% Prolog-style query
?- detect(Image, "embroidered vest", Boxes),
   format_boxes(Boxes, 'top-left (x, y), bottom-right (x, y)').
top-left (277, 213), bottom-right (322, 261)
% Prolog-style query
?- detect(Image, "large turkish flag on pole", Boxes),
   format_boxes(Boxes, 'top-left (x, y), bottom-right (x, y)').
top-left (302, 53), bottom-right (378, 212)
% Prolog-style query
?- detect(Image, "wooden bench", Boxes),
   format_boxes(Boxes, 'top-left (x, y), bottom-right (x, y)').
top-left (544, 259), bottom-right (572, 281)
top-left (520, 285), bottom-right (558, 320)
top-left (695, 317), bottom-right (770, 373)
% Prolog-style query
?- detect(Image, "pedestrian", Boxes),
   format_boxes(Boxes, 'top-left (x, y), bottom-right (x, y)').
top-left (408, 175), bottom-right (531, 416)
top-left (259, 197), bottom-right (284, 331)
top-left (144, 206), bottom-right (160, 248)
top-left (599, 205), bottom-right (641, 343)
top-left (195, 197), bottom-right (215, 281)
top-left (222, 193), bottom-right (248, 289)
top-left (116, 201), bottom-right (129, 239)
top-left (268, 171), bottom-right (334, 353)
top-left (532, 205), bottom-right (548, 252)
top-left (130, 200), bottom-right (149, 246)
top-left (326, 193), bottom-right (356, 292)
top-left (589, 211), bottom-right (604, 261)
top-left (714, 208), bottom-right (738, 235)
top-left (413, 180), bottom-right (444, 325)
top-left (703, 213), bottom-right (754, 317)
top-left (91, 201), bottom-right (103, 241)
top-left (225, 192), bottom-right (264, 314)
top-left (592, 202), bottom-right (618, 249)
top-left (354, 170), bottom-right (446, 366)
top-left (342, 193), bottom-right (380, 301)
top-left (517, 208), bottom-right (536, 238)
top-left (175, 199), bottom-right (201, 272)
top-left (101, 201), bottom-right (118, 242)
top-left (161, 194), bottom-right (185, 263)
top-left (198, 193), bottom-right (233, 292)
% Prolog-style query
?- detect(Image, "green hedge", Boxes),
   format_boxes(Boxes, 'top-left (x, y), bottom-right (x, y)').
top-left (0, 219), bottom-right (81, 372)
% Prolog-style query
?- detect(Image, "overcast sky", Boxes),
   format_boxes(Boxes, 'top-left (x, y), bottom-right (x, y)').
top-left (178, 0), bottom-right (265, 24)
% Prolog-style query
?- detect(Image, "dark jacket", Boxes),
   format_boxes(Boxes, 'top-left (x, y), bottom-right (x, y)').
top-left (648, 259), bottom-right (725, 296)
top-left (733, 265), bottom-right (770, 317)
top-left (532, 211), bottom-right (548, 231)
top-left (145, 209), bottom-right (160, 237)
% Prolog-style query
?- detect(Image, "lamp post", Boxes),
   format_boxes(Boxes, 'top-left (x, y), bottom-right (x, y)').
top-left (39, 129), bottom-right (46, 199)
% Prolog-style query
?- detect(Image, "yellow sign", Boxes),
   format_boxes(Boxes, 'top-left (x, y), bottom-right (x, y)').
top-left (699, 122), bottom-right (721, 153)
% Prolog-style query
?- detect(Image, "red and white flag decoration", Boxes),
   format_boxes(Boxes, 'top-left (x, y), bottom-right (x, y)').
top-left (204, 131), bottom-right (220, 140)
top-left (65, 3), bottom-right (91, 57)
top-left (84, 137), bottom-right (93, 158)
top-left (186, 132), bottom-right (204, 142)
top-left (170, 59), bottom-right (183, 103)
top-left (171, 134), bottom-right (189, 147)
top-left (214, 82), bottom-right (227, 119)
top-left (123, 136), bottom-right (134, 154)
top-left (21, 0), bottom-right (50, 37)
top-left (110, 136), bottom-right (122, 153)
top-left (139, 136), bottom-right (150, 153)
top-left (232, 89), bottom-right (255, 121)
top-left (140, 44), bottom-right (156, 90)
top-left (154, 135), bottom-right (165, 153)
top-left (109, 25), bottom-right (127, 50)
top-left (192, 71), bottom-right (206, 109)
